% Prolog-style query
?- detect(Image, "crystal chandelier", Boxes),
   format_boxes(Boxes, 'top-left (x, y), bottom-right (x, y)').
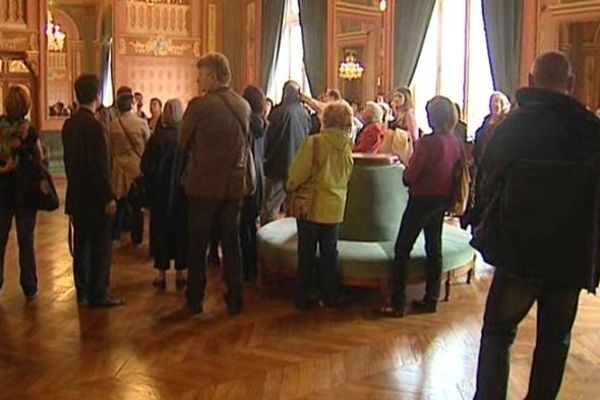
top-left (46, 11), bottom-right (66, 52)
top-left (339, 53), bottom-right (364, 80)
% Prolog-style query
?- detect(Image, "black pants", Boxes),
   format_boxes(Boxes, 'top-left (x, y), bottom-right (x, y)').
top-left (475, 268), bottom-right (580, 400)
top-left (296, 220), bottom-right (342, 306)
top-left (240, 197), bottom-right (258, 279)
top-left (71, 214), bottom-right (112, 303)
top-left (0, 206), bottom-right (37, 296)
top-left (391, 196), bottom-right (448, 309)
top-left (186, 197), bottom-right (243, 310)
top-left (112, 198), bottom-right (143, 244)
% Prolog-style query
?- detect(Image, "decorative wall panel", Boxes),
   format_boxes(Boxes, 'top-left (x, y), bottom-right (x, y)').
top-left (115, 0), bottom-right (202, 111)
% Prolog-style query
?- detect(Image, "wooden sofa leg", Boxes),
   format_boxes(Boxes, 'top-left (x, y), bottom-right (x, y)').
top-left (466, 258), bottom-right (476, 284)
top-left (444, 272), bottom-right (451, 302)
top-left (379, 278), bottom-right (390, 308)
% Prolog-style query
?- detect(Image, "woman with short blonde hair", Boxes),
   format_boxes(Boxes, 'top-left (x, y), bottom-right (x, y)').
top-left (141, 98), bottom-right (188, 290)
top-left (0, 85), bottom-right (44, 300)
top-left (286, 100), bottom-right (354, 311)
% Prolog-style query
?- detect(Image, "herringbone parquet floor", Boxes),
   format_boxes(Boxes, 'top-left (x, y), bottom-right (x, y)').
top-left (0, 178), bottom-right (598, 400)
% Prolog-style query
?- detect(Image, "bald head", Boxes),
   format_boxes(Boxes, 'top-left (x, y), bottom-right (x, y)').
top-left (282, 80), bottom-right (300, 100)
top-left (529, 51), bottom-right (574, 94)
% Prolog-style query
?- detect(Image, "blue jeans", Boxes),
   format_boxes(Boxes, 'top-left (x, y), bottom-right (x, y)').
top-left (475, 268), bottom-right (581, 400)
top-left (0, 206), bottom-right (38, 296)
top-left (296, 220), bottom-right (341, 306)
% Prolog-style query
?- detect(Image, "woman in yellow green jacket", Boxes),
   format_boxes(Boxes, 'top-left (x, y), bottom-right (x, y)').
top-left (286, 101), bottom-right (354, 311)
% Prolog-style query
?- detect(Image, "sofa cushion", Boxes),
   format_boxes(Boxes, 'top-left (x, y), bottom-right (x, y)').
top-left (258, 218), bottom-right (475, 283)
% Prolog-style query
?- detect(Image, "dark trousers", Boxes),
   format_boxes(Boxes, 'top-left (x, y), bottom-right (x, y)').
top-left (296, 220), bottom-right (342, 306)
top-left (391, 196), bottom-right (448, 308)
top-left (71, 214), bottom-right (112, 303)
top-left (0, 206), bottom-right (37, 296)
top-left (112, 198), bottom-right (143, 244)
top-left (240, 198), bottom-right (258, 279)
top-left (475, 269), bottom-right (580, 400)
top-left (186, 197), bottom-right (243, 309)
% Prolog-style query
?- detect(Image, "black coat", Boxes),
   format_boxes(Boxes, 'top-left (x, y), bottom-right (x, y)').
top-left (472, 88), bottom-right (600, 291)
top-left (264, 94), bottom-right (312, 181)
top-left (62, 108), bottom-right (112, 219)
top-left (141, 124), bottom-right (187, 261)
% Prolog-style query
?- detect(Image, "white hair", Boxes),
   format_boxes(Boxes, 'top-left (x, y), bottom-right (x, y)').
top-left (364, 101), bottom-right (384, 124)
top-left (490, 91), bottom-right (511, 114)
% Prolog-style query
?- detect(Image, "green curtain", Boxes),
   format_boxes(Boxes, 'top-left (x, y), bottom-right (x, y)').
top-left (260, 0), bottom-right (286, 92)
top-left (393, 0), bottom-right (436, 88)
top-left (482, 0), bottom-right (523, 98)
top-left (298, 0), bottom-right (327, 96)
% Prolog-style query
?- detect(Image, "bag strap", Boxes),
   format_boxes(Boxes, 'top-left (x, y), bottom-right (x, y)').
top-left (215, 92), bottom-right (249, 137)
top-left (118, 117), bottom-right (143, 160)
top-left (310, 135), bottom-right (320, 177)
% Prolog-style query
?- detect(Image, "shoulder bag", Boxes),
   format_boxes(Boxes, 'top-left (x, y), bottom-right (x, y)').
top-left (284, 136), bottom-right (320, 220)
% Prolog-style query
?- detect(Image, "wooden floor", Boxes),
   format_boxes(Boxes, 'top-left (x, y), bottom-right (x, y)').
top-left (1, 179), bottom-right (599, 400)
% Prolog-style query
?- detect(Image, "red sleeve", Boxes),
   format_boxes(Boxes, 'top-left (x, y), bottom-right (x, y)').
top-left (404, 138), bottom-right (427, 186)
top-left (353, 125), bottom-right (378, 153)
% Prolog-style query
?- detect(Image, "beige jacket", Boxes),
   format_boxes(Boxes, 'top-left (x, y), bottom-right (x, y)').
top-left (109, 112), bottom-right (149, 199)
top-left (179, 86), bottom-right (251, 199)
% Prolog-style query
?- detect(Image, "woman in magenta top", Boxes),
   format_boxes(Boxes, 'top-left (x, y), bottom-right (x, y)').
top-left (381, 96), bottom-right (463, 318)
top-left (353, 101), bottom-right (386, 153)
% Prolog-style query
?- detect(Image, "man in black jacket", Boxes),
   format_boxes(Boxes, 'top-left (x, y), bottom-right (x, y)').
top-left (473, 52), bottom-right (600, 399)
top-left (62, 74), bottom-right (124, 309)
top-left (261, 81), bottom-right (312, 224)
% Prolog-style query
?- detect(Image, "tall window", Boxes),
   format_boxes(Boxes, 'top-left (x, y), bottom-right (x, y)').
top-left (411, 0), bottom-right (494, 139)
top-left (101, 40), bottom-right (114, 107)
top-left (267, 0), bottom-right (311, 102)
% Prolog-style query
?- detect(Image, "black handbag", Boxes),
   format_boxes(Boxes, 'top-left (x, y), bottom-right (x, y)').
top-left (32, 166), bottom-right (59, 212)
top-left (128, 175), bottom-right (147, 208)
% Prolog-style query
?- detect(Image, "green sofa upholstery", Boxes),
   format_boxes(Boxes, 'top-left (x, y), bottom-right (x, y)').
top-left (257, 155), bottom-right (476, 301)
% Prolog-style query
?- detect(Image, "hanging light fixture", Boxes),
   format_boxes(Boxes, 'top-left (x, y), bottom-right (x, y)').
top-left (339, 52), bottom-right (364, 80)
top-left (379, 0), bottom-right (387, 12)
top-left (46, 11), bottom-right (66, 52)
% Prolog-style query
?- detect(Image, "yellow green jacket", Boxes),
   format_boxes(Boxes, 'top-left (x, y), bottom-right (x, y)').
top-left (286, 128), bottom-right (354, 224)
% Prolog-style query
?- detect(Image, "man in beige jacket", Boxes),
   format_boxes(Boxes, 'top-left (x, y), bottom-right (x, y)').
top-left (179, 53), bottom-right (251, 316)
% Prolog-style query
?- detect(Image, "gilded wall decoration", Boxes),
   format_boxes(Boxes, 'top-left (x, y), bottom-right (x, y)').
top-left (0, 31), bottom-right (29, 51)
top-left (208, 4), bottom-right (217, 52)
top-left (0, 0), bottom-right (26, 26)
top-left (125, 0), bottom-right (190, 36)
top-left (118, 36), bottom-right (200, 58)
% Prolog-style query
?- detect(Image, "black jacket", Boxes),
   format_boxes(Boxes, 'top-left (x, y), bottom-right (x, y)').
top-left (472, 88), bottom-right (600, 291)
top-left (264, 93), bottom-right (312, 181)
top-left (141, 123), bottom-right (187, 260)
top-left (62, 108), bottom-right (112, 219)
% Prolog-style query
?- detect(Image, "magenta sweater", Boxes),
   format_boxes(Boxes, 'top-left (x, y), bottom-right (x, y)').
top-left (404, 132), bottom-right (462, 198)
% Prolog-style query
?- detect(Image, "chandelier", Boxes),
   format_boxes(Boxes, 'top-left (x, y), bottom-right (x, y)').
top-left (339, 53), bottom-right (364, 80)
top-left (46, 11), bottom-right (66, 52)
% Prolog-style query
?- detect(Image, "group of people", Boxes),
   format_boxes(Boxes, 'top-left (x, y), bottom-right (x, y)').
top-left (1, 48), bottom-right (599, 399)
